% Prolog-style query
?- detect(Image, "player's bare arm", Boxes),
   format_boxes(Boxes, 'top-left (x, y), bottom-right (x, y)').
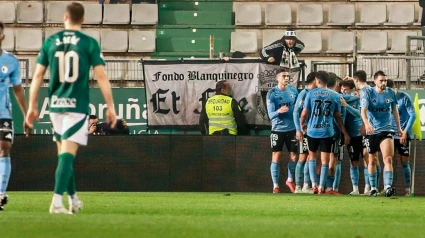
top-left (25, 63), bottom-right (46, 131)
top-left (392, 106), bottom-right (403, 140)
top-left (300, 107), bottom-right (309, 136)
top-left (94, 65), bottom-right (117, 128)
top-left (361, 107), bottom-right (373, 134)
top-left (334, 111), bottom-right (350, 145)
top-left (12, 84), bottom-right (30, 136)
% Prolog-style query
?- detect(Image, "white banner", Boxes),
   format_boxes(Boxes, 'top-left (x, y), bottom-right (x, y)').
top-left (144, 62), bottom-right (284, 127)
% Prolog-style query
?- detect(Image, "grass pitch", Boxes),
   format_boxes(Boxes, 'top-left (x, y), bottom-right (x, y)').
top-left (0, 192), bottom-right (424, 238)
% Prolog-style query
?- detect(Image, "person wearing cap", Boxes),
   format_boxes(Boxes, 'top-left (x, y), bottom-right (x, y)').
top-left (199, 80), bottom-right (248, 135)
top-left (260, 29), bottom-right (305, 87)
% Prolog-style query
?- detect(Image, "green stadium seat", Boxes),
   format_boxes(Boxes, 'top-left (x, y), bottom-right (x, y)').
top-left (159, 11), bottom-right (232, 25)
top-left (158, 1), bottom-right (232, 11)
top-left (156, 37), bottom-right (229, 52)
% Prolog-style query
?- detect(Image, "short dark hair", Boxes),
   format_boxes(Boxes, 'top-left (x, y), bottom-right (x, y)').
top-left (66, 2), bottom-right (84, 25)
top-left (340, 80), bottom-right (355, 90)
top-left (315, 71), bottom-right (329, 85)
top-left (276, 67), bottom-right (290, 74)
top-left (215, 80), bottom-right (228, 94)
top-left (353, 70), bottom-right (367, 83)
top-left (306, 72), bottom-right (316, 84)
top-left (386, 79), bottom-right (394, 88)
top-left (373, 70), bottom-right (386, 80)
top-left (89, 115), bottom-right (98, 120)
top-left (327, 72), bottom-right (338, 88)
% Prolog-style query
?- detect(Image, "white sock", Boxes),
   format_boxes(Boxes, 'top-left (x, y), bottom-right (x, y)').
top-left (325, 187), bottom-right (332, 192)
top-left (405, 188), bottom-right (411, 193)
top-left (353, 185), bottom-right (359, 192)
top-left (273, 183), bottom-right (279, 189)
top-left (68, 193), bottom-right (78, 202)
top-left (53, 194), bottom-right (64, 207)
top-left (365, 185), bottom-right (371, 191)
top-left (287, 178), bottom-right (293, 183)
top-left (302, 183), bottom-right (309, 189)
top-left (371, 187), bottom-right (377, 191)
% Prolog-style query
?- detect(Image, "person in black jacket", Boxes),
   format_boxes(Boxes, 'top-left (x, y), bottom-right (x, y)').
top-left (260, 29), bottom-right (305, 87)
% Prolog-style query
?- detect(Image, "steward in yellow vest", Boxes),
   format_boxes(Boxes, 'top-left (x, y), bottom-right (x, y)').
top-left (199, 80), bottom-right (248, 135)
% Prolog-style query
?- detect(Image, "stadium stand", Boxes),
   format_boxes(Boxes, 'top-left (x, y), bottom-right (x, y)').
top-left (17, 1), bottom-right (43, 24)
top-left (0, 2), bottom-right (16, 24)
top-left (0, 0), bottom-right (422, 81)
top-left (265, 4), bottom-right (291, 26)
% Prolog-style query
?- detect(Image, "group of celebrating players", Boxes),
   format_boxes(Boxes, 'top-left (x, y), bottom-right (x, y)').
top-left (267, 67), bottom-right (416, 197)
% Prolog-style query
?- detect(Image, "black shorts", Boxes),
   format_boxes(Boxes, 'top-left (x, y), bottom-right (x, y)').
top-left (0, 119), bottom-right (13, 143)
top-left (331, 134), bottom-right (345, 155)
top-left (364, 132), bottom-right (394, 154)
top-left (307, 136), bottom-right (334, 153)
top-left (347, 136), bottom-right (364, 161)
top-left (270, 130), bottom-right (298, 153)
top-left (394, 138), bottom-right (411, 156)
top-left (298, 135), bottom-right (309, 154)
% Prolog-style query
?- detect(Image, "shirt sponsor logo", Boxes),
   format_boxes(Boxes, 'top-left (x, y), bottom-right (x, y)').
top-left (50, 95), bottom-right (77, 108)
top-left (1, 65), bottom-right (8, 74)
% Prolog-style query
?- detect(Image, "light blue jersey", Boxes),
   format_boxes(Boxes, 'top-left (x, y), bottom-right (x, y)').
top-left (343, 94), bottom-right (362, 138)
top-left (392, 91), bottom-right (416, 139)
top-left (304, 88), bottom-right (341, 138)
top-left (0, 50), bottom-right (21, 119)
top-left (360, 87), bottom-right (397, 135)
top-left (293, 88), bottom-right (309, 132)
top-left (333, 94), bottom-right (346, 137)
top-left (267, 85), bottom-right (298, 132)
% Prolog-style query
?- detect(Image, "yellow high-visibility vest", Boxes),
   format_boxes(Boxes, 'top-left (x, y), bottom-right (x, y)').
top-left (205, 94), bottom-right (237, 135)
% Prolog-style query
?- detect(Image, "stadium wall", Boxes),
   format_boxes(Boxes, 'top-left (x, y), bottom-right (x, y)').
top-left (9, 135), bottom-right (425, 195)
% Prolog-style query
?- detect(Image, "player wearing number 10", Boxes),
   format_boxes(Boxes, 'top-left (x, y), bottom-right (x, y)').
top-left (25, 2), bottom-right (117, 214)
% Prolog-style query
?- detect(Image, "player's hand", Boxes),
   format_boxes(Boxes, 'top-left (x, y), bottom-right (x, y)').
top-left (25, 108), bottom-right (39, 135)
top-left (106, 107), bottom-right (117, 129)
top-left (278, 105), bottom-right (289, 114)
top-left (268, 57), bottom-right (275, 63)
top-left (365, 123), bottom-right (374, 134)
top-left (23, 119), bottom-right (31, 137)
top-left (344, 133), bottom-right (351, 146)
top-left (296, 130), bottom-right (304, 142)
top-left (399, 129), bottom-right (405, 142)
top-left (88, 123), bottom-right (97, 134)
top-left (340, 97), bottom-right (347, 107)
top-left (301, 123), bottom-right (307, 133)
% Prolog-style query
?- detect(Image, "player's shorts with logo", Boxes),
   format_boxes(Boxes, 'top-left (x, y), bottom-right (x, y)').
top-left (50, 112), bottom-right (89, 146)
top-left (347, 136), bottom-right (364, 161)
top-left (364, 132), bottom-right (394, 154)
top-left (270, 130), bottom-right (298, 153)
top-left (394, 138), bottom-right (411, 156)
top-left (331, 133), bottom-right (345, 156)
top-left (0, 119), bottom-right (13, 143)
top-left (298, 133), bottom-right (309, 154)
top-left (307, 136), bottom-right (334, 153)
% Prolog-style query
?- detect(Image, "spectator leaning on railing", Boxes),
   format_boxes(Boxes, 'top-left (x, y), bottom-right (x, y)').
top-left (260, 29), bottom-right (305, 88)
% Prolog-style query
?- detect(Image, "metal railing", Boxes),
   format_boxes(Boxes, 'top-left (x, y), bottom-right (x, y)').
top-left (311, 61), bottom-right (354, 78)
top-left (40, 59), bottom-right (143, 88)
top-left (18, 59), bottom-right (29, 86)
